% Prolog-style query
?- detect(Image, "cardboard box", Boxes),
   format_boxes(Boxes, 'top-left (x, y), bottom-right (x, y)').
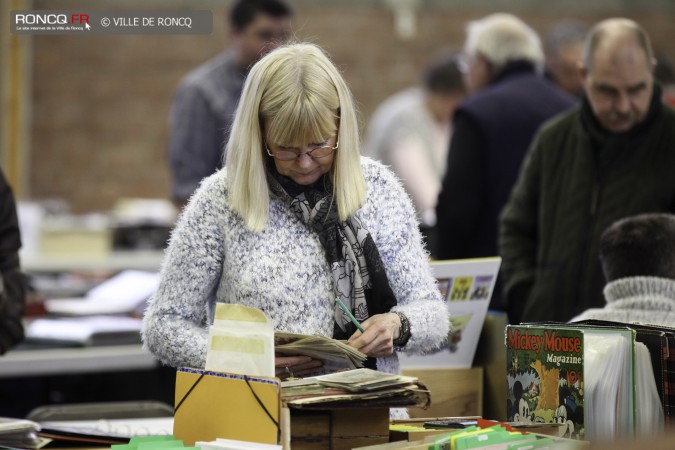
top-left (40, 225), bottom-right (112, 258)
top-left (290, 408), bottom-right (390, 450)
top-left (401, 367), bottom-right (483, 418)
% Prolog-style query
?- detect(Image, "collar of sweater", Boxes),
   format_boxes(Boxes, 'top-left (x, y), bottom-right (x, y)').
top-left (604, 276), bottom-right (675, 309)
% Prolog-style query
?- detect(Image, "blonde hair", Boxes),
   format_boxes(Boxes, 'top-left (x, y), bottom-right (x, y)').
top-left (225, 42), bottom-right (365, 232)
top-left (465, 13), bottom-right (544, 73)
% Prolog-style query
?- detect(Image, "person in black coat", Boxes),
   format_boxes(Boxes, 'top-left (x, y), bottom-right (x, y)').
top-left (0, 167), bottom-right (25, 354)
top-left (434, 13), bottom-right (576, 312)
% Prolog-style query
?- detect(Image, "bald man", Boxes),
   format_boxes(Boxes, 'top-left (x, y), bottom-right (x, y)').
top-left (499, 18), bottom-right (675, 324)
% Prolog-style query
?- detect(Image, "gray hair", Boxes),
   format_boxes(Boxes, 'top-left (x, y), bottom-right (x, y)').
top-left (545, 19), bottom-right (588, 56)
top-left (464, 13), bottom-right (544, 73)
top-left (582, 18), bottom-right (654, 71)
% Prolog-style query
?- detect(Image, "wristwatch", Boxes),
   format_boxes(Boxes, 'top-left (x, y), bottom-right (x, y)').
top-left (392, 311), bottom-right (411, 349)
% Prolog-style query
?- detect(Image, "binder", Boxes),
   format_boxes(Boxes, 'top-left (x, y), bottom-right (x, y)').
top-left (173, 368), bottom-right (281, 446)
top-left (574, 319), bottom-right (675, 426)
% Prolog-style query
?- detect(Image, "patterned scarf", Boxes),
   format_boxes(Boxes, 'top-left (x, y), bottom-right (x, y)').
top-left (267, 169), bottom-right (398, 343)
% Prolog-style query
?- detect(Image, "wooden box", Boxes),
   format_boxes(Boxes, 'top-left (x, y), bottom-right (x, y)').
top-left (402, 367), bottom-right (483, 418)
top-left (290, 407), bottom-right (390, 450)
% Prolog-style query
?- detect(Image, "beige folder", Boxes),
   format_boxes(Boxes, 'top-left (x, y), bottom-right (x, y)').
top-left (173, 368), bottom-right (281, 446)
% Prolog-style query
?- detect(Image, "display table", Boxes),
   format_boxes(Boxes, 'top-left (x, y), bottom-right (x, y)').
top-left (0, 345), bottom-right (158, 378)
top-left (22, 250), bottom-right (165, 272)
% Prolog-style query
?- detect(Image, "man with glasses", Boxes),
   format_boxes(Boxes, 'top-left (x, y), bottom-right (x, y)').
top-left (169, 0), bottom-right (292, 208)
top-left (434, 13), bottom-right (575, 311)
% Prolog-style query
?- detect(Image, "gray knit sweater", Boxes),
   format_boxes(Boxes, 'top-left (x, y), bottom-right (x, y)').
top-left (142, 157), bottom-right (449, 375)
top-left (570, 276), bottom-right (675, 326)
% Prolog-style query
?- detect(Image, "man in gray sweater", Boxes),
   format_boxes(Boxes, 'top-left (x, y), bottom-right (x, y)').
top-left (571, 213), bottom-right (675, 326)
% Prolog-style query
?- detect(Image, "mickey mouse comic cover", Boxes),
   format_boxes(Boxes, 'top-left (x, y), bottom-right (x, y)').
top-left (506, 324), bottom-right (585, 439)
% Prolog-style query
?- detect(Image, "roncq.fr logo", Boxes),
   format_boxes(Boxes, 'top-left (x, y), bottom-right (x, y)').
top-left (15, 13), bottom-right (91, 28)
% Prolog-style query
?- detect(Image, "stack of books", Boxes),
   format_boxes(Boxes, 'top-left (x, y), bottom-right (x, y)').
top-left (505, 320), bottom-right (674, 441)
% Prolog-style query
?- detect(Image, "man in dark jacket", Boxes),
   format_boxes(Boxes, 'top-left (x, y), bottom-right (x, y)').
top-left (169, 0), bottom-right (292, 208)
top-left (0, 167), bottom-right (25, 354)
top-left (499, 18), bottom-right (675, 324)
top-left (435, 13), bottom-right (575, 311)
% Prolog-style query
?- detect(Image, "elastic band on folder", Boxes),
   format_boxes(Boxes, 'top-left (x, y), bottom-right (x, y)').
top-left (174, 371), bottom-right (281, 443)
top-left (174, 372), bottom-right (205, 414)
top-left (244, 375), bottom-right (280, 443)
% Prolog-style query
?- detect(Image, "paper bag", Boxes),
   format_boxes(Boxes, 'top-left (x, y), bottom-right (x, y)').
top-left (205, 304), bottom-right (275, 377)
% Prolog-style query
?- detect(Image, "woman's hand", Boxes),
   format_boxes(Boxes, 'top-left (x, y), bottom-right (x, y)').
top-left (347, 312), bottom-right (401, 357)
top-left (275, 355), bottom-right (324, 380)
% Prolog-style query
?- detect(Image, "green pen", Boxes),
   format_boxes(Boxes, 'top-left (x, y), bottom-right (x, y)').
top-left (335, 297), bottom-right (366, 333)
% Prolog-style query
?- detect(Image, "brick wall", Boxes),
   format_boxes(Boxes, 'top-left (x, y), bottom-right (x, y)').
top-left (27, 0), bottom-right (675, 212)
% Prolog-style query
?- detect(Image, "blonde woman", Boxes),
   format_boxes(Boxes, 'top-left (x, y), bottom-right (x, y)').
top-left (143, 43), bottom-right (447, 385)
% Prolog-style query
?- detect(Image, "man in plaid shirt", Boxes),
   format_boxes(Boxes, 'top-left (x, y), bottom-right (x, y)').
top-left (168, 0), bottom-right (292, 208)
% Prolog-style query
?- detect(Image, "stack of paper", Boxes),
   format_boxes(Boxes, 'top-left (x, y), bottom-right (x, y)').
top-left (274, 332), bottom-right (366, 372)
top-left (314, 368), bottom-right (418, 392)
top-left (0, 417), bottom-right (42, 449)
top-left (281, 368), bottom-right (430, 410)
top-left (38, 417), bottom-right (174, 442)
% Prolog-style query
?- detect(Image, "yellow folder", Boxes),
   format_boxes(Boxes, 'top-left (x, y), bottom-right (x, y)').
top-left (173, 367), bottom-right (280, 446)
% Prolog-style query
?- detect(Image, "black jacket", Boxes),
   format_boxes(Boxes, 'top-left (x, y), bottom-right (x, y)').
top-left (500, 85), bottom-right (675, 323)
top-left (0, 167), bottom-right (25, 354)
top-left (435, 61), bottom-right (576, 310)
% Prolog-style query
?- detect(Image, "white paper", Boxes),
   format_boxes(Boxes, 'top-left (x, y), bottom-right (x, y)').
top-left (197, 438), bottom-right (281, 450)
top-left (40, 417), bottom-right (173, 438)
top-left (44, 270), bottom-right (160, 315)
top-left (26, 316), bottom-right (142, 342)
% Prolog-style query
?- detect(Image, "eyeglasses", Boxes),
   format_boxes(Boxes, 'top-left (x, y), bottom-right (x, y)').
top-left (265, 138), bottom-right (339, 161)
